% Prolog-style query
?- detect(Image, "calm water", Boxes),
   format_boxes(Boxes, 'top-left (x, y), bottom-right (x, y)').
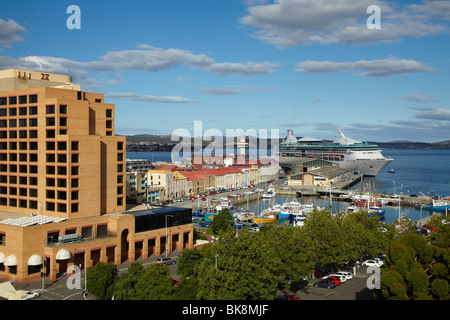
top-left (127, 149), bottom-right (450, 225)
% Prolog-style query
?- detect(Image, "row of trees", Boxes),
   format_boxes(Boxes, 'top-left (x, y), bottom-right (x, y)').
top-left (86, 207), bottom-right (406, 300)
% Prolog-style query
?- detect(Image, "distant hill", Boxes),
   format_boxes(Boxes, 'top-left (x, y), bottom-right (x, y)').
top-left (123, 134), bottom-right (450, 150)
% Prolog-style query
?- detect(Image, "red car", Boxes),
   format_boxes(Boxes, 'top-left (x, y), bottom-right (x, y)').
top-left (284, 294), bottom-right (300, 300)
top-left (201, 197), bottom-right (207, 201)
top-left (320, 277), bottom-right (341, 286)
top-left (189, 196), bottom-right (197, 200)
top-left (423, 225), bottom-right (437, 231)
top-left (227, 195), bottom-right (234, 199)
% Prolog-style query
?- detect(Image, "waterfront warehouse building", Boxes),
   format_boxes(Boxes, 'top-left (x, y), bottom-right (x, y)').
top-left (0, 69), bottom-right (193, 282)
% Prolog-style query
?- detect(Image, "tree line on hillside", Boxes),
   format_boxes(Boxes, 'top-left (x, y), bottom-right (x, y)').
top-left (86, 209), bottom-right (449, 300)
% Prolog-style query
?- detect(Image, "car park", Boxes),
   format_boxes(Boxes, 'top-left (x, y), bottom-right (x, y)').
top-left (320, 277), bottom-right (341, 286)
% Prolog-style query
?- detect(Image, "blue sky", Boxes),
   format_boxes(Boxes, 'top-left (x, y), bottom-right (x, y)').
top-left (0, 0), bottom-right (449, 142)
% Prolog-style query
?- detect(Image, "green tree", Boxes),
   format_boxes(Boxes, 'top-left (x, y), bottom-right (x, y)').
top-left (112, 261), bottom-right (144, 300)
top-left (211, 208), bottom-right (234, 236)
top-left (177, 247), bottom-right (203, 278)
top-left (174, 276), bottom-right (199, 300)
top-left (196, 229), bottom-right (280, 300)
top-left (134, 264), bottom-right (175, 300)
top-left (86, 262), bottom-right (118, 300)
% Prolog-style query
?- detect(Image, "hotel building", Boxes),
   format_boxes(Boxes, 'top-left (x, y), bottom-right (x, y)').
top-left (0, 69), bottom-right (193, 282)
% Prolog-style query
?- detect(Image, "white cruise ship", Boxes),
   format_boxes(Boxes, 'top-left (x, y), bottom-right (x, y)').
top-left (279, 129), bottom-right (393, 176)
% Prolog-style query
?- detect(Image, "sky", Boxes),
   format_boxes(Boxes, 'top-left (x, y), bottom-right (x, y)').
top-left (0, 0), bottom-right (449, 143)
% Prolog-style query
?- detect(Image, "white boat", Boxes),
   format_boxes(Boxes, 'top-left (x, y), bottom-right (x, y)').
top-left (262, 185), bottom-right (277, 198)
top-left (280, 129), bottom-right (393, 176)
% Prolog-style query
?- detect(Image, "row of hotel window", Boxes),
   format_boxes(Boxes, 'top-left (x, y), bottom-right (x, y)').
top-left (0, 198), bottom-right (78, 212)
top-left (0, 94), bottom-right (38, 105)
top-left (0, 103), bottom-right (113, 118)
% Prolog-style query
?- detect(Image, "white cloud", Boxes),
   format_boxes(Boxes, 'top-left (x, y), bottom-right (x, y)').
top-left (204, 61), bottom-right (279, 77)
top-left (197, 87), bottom-right (246, 95)
top-left (240, 0), bottom-right (450, 47)
top-left (106, 92), bottom-right (196, 104)
top-left (0, 19), bottom-right (26, 48)
top-left (400, 93), bottom-right (436, 102)
top-left (410, 106), bottom-right (450, 121)
top-left (294, 56), bottom-right (437, 76)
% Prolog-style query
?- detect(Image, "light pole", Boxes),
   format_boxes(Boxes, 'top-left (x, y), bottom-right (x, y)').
top-left (74, 248), bottom-right (87, 300)
top-left (165, 215), bottom-right (173, 258)
top-left (215, 253), bottom-right (219, 269)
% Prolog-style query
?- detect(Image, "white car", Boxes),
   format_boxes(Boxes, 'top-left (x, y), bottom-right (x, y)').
top-left (362, 259), bottom-right (382, 267)
top-left (335, 271), bottom-right (353, 280)
top-left (327, 274), bottom-right (347, 282)
top-left (25, 291), bottom-right (40, 300)
top-left (372, 258), bottom-right (384, 266)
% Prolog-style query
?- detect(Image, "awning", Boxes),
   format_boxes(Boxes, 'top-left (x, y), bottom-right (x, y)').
top-left (4, 255), bottom-right (17, 267)
top-left (56, 249), bottom-right (71, 260)
top-left (0, 252), bottom-right (5, 264)
top-left (27, 254), bottom-right (43, 266)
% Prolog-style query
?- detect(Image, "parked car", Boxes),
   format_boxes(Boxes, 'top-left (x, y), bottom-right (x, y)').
top-left (335, 271), bottom-right (353, 280)
top-left (25, 291), bottom-right (40, 300)
top-left (156, 257), bottom-right (176, 265)
top-left (362, 259), bottom-right (382, 267)
top-left (423, 225), bottom-right (437, 232)
top-left (320, 277), bottom-right (341, 286)
top-left (314, 281), bottom-right (336, 289)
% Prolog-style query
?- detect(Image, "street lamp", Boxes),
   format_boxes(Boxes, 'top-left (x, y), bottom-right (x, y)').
top-left (73, 248), bottom-right (87, 300)
top-left (165, 215), bottom-right (173, 258)
top-left (215, 253), bottom-right (219, 269)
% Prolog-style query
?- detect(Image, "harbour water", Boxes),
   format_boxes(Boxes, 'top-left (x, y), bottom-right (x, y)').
top-left (127, 149), bottom-right (450, 225)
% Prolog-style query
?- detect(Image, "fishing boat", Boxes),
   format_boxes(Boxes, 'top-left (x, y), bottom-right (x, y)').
top-left (234, 211), bottom-right (255, 222)
top-left (262, 184), bottom-right (277, 198)
top-left (353, 200), bottom-right (382, 207)
top-left (290, 211), bottom-right (306, 227)
top-left (416, 199), bottom-right (450, 212)
top-left (252, 213), bottom-right (276, 224)
top-left (388, 169), bottom-right (395, 173)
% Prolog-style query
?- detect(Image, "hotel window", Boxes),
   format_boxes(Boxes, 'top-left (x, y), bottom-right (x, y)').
top-left (71, 191), bottom-right (78, 200)
top-left (46, 105), bottom-right (55, 114)
top-left (19, 119), bottom-right (27, 127)
top-left (97, 224), bottom-right (107, 237)
top-left (9, 187), bottom-right (17, 195)
top-left (19, 142), bottom-right (27, 150)
top-left (0, 109), bottom-right (6, 117)
top-left (71, 179), bottom-right (78, 188)
top-left (81, 226), bottom-right (92, 238)
top-left (71, 166), bottom-right (78, 175)
top-left (29, 200), bottom-right (37, 209)
top-left (29, 189), bottom-right (37, 197)
top-left (9, 164), bottom-right (17, 172)
top-left (57, 179), bottom-right (66, 188)
top-left (47, 142), bottom-right (55, 150)
top-left (46, 202), bottom-right (55, 211)
top-left (57, 203), bottom-right (66, 213)
top-left (46, 154), bottom-right (55, 163)
top-left (59, 105), bottom-right (67, 114)
top-left (19, 130), bottom-right (27, 138)
top-left (0, 98), bottom-right (6, 106)
top-left (29, 94), bottom-right (38, 103)
top-left (57, 166), bottom-right (67, 175)
top-left (71, 154), bottom-right (79, 163)
top-left (57, 154), bottom-right (67, 163)
top-left (117, 142), bottom-right (123, 150)
top-left (29, 142), bottom-right (38, 150)
top-left (19, 188), bottom-right (27, 197)
top-left (57, 142), bottom-right (67, 150)
top-left (0, 120), bottom-right (6, 128)
top-left (46, 166), bottom-right (55, 174)
top-left (46, 178), bottom-right (55, 187)
top-left (117, 197), bottom-right (123, 206)
top-left (106, 109), bottom-right (112, 117)
top-left (29, 166), bottom-right (38, 174)
top-left (117, 186), bottom-right (123, 195)
top-left (0, 233), bottom-right (5, 246)
top-left (0, 131), bottom-right (6, 139)
top-left (71, 203), bottom-right (78, 213)
top-left (57, 191), bottom-right (66, 200)
top-left (18, 96), bottom-right (27, 104)
top-left (29, 118), bottom-right (37, 127)
top-left (19, 107), bottom-right (27, 115)
top-left (19, 176), bottom-right (27, 185)
top-left (47, 231), bottom-right (59, 244)
top-left (9, 198), bottom-right (17, 207)
top-left (117, 164), bottom-right (123, 173)
top-left (9, 142), bottom-right (17, 150)
top-left (9, 119), bottom-right (16, 127)
top-left (9, 176), bottom-right (16, 184)
top-left (46, 117), bottom-right (55, 126)
top-left (95, 99), bottom-right (102, 103)
top-left (46, 130), bottom-right (55, 138)
top-left (29, 106), bottom-right (37, 115)
top-left (106, 120), bottom-right (112, 128)
top-left (29, 154), bottom-right (38, 162)
top-left (60, 117), bottom-right (67, 126)
top-left (9, 97), bottom-right (17, 105)
top-left (29, 130), bottom-right (38, 138)
top-left (19, 199), bottom-right (27, 208)
top-left (117, 175), bottom-right (123, 183)
top-left (9, 108), bottom-right (16, 116)
top-left (71, 141), bottom-right (79, 151)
